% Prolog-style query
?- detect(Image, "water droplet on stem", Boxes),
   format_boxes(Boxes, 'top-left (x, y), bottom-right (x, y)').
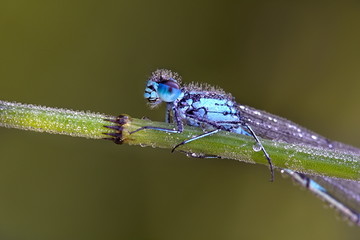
top-left (252, 143), bottom-right (262, 152)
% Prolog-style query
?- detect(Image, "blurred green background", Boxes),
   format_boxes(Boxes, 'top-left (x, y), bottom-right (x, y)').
top-left (1, 1), bottom-right (360, 239)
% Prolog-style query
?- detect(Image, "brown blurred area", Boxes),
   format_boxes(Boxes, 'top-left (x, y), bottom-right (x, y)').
top-left (1, 1), bottom-right (360, 239)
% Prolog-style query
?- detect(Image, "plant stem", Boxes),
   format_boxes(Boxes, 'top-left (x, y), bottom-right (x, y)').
top-left (0, 100), bottom-right (112, 138)
top-left (0, 100), bottom-right (359, 181)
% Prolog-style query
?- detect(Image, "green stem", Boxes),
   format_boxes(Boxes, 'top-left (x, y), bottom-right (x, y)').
top-left (0, 100), bottom-right (359, 181)
top-left (0, 100), bottom-right (112, 138)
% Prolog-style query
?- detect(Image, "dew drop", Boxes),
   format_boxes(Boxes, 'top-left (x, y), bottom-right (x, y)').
top-left (252, 143), bottom-right (262, 152)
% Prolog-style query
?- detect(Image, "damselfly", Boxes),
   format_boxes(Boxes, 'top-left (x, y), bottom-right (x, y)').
top-left (129, 69), bottom-right (360, 225)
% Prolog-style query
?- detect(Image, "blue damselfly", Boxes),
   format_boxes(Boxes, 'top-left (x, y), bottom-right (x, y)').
top-left (127, 69), bottom-right (360, 225)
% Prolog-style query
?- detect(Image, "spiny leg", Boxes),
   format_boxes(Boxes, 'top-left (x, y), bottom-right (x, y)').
top-left (171, 129), bottom-right (221, 152)
top-left (165, 103), bottom-right (172, 123)
top-left (131, 105), bottom-right (184, 135)
top-left (243, 123), bottom-right (274, 181)
top-left (130, 125), bottom-right (181, 134)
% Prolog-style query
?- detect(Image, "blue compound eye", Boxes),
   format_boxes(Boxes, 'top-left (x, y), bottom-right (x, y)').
top-left (157, 80), bottom-right (181, 102)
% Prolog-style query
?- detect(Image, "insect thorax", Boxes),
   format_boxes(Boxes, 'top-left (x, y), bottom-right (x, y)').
top-left (175, 91), bottom-right (249, 135)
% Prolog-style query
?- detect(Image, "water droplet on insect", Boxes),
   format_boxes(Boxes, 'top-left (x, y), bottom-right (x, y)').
top-left (252, 143), bottom-right (262, 152)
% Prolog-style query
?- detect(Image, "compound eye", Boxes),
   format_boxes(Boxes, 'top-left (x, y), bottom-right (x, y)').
top-left (157, 80), bottom-right (181, 102)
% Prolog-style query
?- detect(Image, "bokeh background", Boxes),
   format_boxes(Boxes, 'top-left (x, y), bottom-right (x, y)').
top-left (1, 1), bottom-right (360, 239)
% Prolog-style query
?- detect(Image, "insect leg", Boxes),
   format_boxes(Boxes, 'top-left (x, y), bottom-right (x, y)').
top-left (165, 103), bottom-right (172, 123)
top-left (131, 105), bottom-right (184, 134)
top-left (171, 129), bottom-right (221, 152)
top-left (243, 123), bottom-right (274, 181)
